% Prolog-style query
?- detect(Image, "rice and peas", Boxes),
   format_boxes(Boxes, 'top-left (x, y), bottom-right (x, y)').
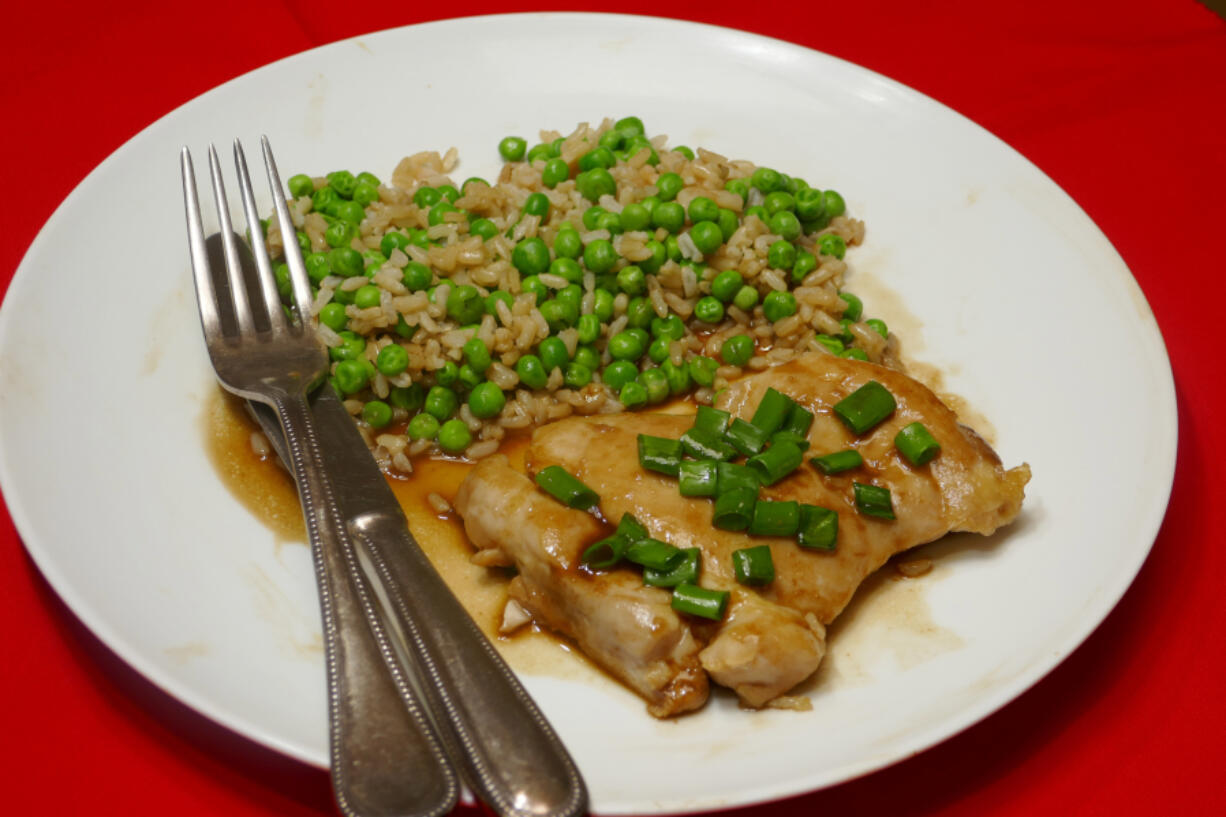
top-left (264, 117), bottom-right (890, 473)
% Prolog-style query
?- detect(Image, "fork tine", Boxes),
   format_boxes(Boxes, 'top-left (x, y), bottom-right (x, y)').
top-left (180, 148), bottom-right (224, 341)
top-left (208, 144), bottom-right (257, 337)
top-left (260, 136), bottom-right (315, 327)
top-left (233, 139), bottom-right (287, 332)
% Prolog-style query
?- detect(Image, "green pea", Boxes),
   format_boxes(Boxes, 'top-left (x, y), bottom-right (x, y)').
top-left (324, 220), bottom-right (355, 249)
top-left (354, 285), bottom-right (381, 309)
top-left (394, 314), bottom-right (418, 340)
top-left (425, 385), bottom-right (458, 420)
top-left (694, 296), bottom-right (725, 324)
top-left (389, 383), bottom-right (424, 411)
top-left (362, 250), bottom-right (388, 273)
top-left (272, 263), bottom-right (291, 298)
top-left (620, 203), bottom-right (651, 232)
top-left (792, 249), bottom-right (817, 283)
top-left (539, 336), bottom-right (570, 372)
top-left (595, 210), bottom-right (623, 235)
top-left (763, 290), bottom-right (798, 322)
top-left (672, 145), bottom-right (695, 160)
top-left (325, 171), bottom-right (356, 199)
top-left (823, 190), bottom-right (846, 218)
top-left (406, 228), bottom-right (431, 249)
top-left (627, 327), bottom-right (650, 351)
top-left (329, 331), bottom-right (366, 362)
top-left (469, 217), bottom-right (498, 240)
top-left (427, 201), bottom-right (458, 227)
top-left (296, 231), bottom-right (312, 254)
top-left (599, 128), bottom-right (625, 151)
top-left (334, 359), bottom-right (369, 395)
top-left (352, 182), bottom-right (379, 207)
top-left (724, 178), bottom-right (749, 201)
top-left (818, 233), bottom-right (847, 259)
top-left (463, 338), bottom-right (492, 373)
top-left (520, 275), bottom-right (548, 305)
top-left (660, 359), bottom-right (691, 395)
top-left (638, 195), bottom-right (661, 219)
top-left (651, 314), bottom-right (685, 339)
top-left (438, 419), bottom-right (472, 453)
top-left (866, 318), bottom-right (889, 338)
top-left (468, 382), bottom-right (506, 419)
top-left (402, 261), bottom-right (432, 291)
top-left (499, 136), bottom-right (527, 162)
top-left (435, 360), bottom-right (459, 386)
top-left (304, 252), bottom-right (331, 283)
top-left (557, 284), bottom-right (583, 309)
top-left (549, 137), bottom-right (566, 157)
top-left (648, 335), bottom-right (671, 364)
top-left (578, 147), bottom-right (615, 171)
top-left (716, 208), bottom-right (740, 241)
top-left (576, 168), bottom-right (617, 202)
top-left (576, 313), bottom-right (602, 345)
top-left (563, 362), bottom-right (593, 389)
top-left (841, 348), bottom-right (869, 361)
top-left (815, 334), bottom-right (845, 355)
top-left (288, 174), bottom-right (315, 198)
top-left (526, 143), bottom-right (552, 163)
top-left (540, 299), bottom-right (572, 331)
top-left (602, 360), bottom-right (639, 390)
top-left (457, 363), bottom-right (483, 391)
top-left (686, 196), bottom-right (718, 224)
top-left (622, 135), bottom-right (658, 165)
top-left (709, 269), bottom-right (743, 303)
top-left (319, 302), bottom-right (348, 332)
top-left (763, 191), bottom-right (796, 215)
top-left (795, 187), bottom-right (826, 221)
top-left (615, 115), bottom-right (646, 137)
top-left (582, 206), bottom-right (606, 231)
top-left (436, 184), bottom-right (460, 204)
top-left (652, 201), bottom-right (685, 234)
top-left (839, 292), bottom-right (864, 322)
top-left (541, 158), bottom-right (569, 188)
top-left (573, 345), bottom-right (600, 372)
top-left (408, 412), bottom-right (440, 440)
top-left (583, 239), bottom-right (618, 274)
top-left (592, 289), bottom-right (615, 322)
top-left (461, 176), bottom-right (488, 193)
top-left (413, 186), bottom-right (442, 209)
top-left (638, 239), bottom-right (667, 274)
top-left (446, 284), bottom-right (484, 324)
top-left (625, 297), bottom-right (654, 330)
top-left (325, 247), bottom-right (360, 278)
top-left (312, 186), bottom-right (340, 215)
top-left (656, 172), bottom-right (684, 202)
top-left (613, 264), bottom-right (644, 296)
top-left (608, 331), bottom-right (645, 361)
top-left (767, 239), bottom-right (797, 270)
top-left (769, 211), bottom-right (802, 241)
top-left (362, 400), bottom-right (392, 428)
top-left (512, 237), bottom-right (551, 275)
top-left (750, 167), bottom-right (782, 193)
top-left (619, 381), bottom-right (648, 409)
top-left (331, 287), bottom-right (355, 306)
top-left (523, 192), bottom-right (550, 219)
top-left (689, 221), bottom-right (724, 255)
top-left (688, 355), bottom-right (718, 387)
top-left (516, 354), bottom-right (548, 389)
top-left (553, 226), bottom-right (583, 259)
top-left (744, 205), bottom-right (769, 224)
top-left (721, 334), bottom-right (755, 366)
top-left (485, 290), bottom-right (514, 317)
top-left (638, 368), bottom-right (670, 404)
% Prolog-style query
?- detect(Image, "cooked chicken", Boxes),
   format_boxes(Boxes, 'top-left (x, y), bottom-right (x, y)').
top-left (453, 353), bottom-right (1029, 715)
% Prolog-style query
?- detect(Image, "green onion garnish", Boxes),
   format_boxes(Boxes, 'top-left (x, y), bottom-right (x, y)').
top-left (535, 465), bottom-right (599, 510)
top-left (853, 482), bottom-right (895, 520)
top-left (732, 545), bottom-right (775, 586)
top-left (680, 426), bottom-right (738, 462)
top-left (781, 403), bottom-right (814, 437)
top-left (644, 547), bottom-right (701, 588)
top-left (638, 434), bottom-right (683, 476)
top-left (725, 417), bottom-right (770, 457)
top-left (716, 462), bottom-right (761, 496)
top-left (692, 405), bottom-right (732, 435)
top-left (581, 535), bottom-right (627, 568)
top-left (626, 538), bottom-right (685, 571)
top-left (750, 387), bottom-right (794, 436)
top-left (678, 460), bottom-right (719, 497)
top-left (713, 486), bottom-right (757, 531)
top-left (833, 380), bottom-right (896, 434)
top-left (670, 583), bottom-right (729, 620)
top-left (748, 499), bottom-right (801, 537)
top-left (746, 440), bottom-right (804, 485)
top-left (769, 430), bottom-right (811, 452)
top-left (797, 505), bottom-right (838, 550)
top-left (810, 449), bottom-right (863, 475)
top-left (894, 421), bottom-right (941, 466)
top-left (616, 512), bottom-right (648, 542)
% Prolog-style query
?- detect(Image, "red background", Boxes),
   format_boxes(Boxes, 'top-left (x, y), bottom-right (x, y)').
top-left (3, 1), bottom-right (1225, 815)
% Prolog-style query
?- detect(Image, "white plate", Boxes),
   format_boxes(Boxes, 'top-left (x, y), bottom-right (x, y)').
top-left (0, 13), bottom-right (1176, 814)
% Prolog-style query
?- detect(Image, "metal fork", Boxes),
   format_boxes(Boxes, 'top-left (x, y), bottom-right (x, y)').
top-left (181, 138), bottom-right (458, 817)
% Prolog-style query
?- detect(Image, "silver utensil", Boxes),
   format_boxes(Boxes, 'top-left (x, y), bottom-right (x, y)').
top-left (182, 138), bottom-right (458, 817)
top-left (183, 137), bottom-right (589, 817)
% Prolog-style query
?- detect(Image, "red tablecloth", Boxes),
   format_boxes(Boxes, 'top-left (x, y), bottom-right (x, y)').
top-left (4, 1), bottom-right (1225, 814)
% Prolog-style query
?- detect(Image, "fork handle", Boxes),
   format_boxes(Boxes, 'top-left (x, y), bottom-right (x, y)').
top-left (272, 394), bottom-right (458, 817)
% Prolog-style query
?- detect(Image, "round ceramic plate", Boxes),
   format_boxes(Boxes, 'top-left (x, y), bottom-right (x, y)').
top-left (0, 13), bottom-right (1176, 814)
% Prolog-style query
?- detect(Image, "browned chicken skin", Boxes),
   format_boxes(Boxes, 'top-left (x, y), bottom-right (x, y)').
top-left (453, 353), bottom-right (1029, 716)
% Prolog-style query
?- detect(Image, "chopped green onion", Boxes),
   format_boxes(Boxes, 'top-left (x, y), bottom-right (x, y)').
top-left (678, 460), bottom-right (719, 497)
top-left (680, 426), bottom-right (738, 462)
top-left (746, 440), bottom-right (804, 485)
top-left (732, 545), bottom-right (775, 586)
top-left (833, 381), bottom-right (896, 434)
top-left (692, 405), bottom-right (732, 435)
top-left (798, 505), bottom-right (838, 550)
top-left (895, 422), bottom-right (941, 466)
top-left (670, 583), bottom-right (729, 620)
top-left (725, 417), bottom-right (770, 457)
top-left (713, 486), bottom-right (757, 531)
top-left (644, 547), bottom-right (701, 588)
top-left (769, 431), bottom-right (811, 452)
top-left (716, 462), bottom-right (761, 496)
top-left (617, 512), bottom-right (649, 542)
top-left (626, 538), bottom-right (685, 571)
top-left (535, 465), bottom-right (599, 510)
top-left (810, 449), bottom-right (863, 475)
top-left (781, 403), bottom-right (814, 437)
top-left (750, 387), bottom-right (794, 436)
top-left (638, 434), bottom-right (683, 476)
top-left (854, 482), bottom-right (895, 520)
top-left (749, 500), bottom-right (801, 537)
top-left (581, 535), bottom-right (627, 568)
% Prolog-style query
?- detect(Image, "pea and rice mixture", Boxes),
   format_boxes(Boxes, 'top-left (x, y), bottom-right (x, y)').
top-left (265, 117), bottom-right (894, 474)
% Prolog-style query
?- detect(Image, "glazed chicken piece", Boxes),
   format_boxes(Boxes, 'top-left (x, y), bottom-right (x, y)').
top-left (453, 353), bottom-right (1029, 715)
